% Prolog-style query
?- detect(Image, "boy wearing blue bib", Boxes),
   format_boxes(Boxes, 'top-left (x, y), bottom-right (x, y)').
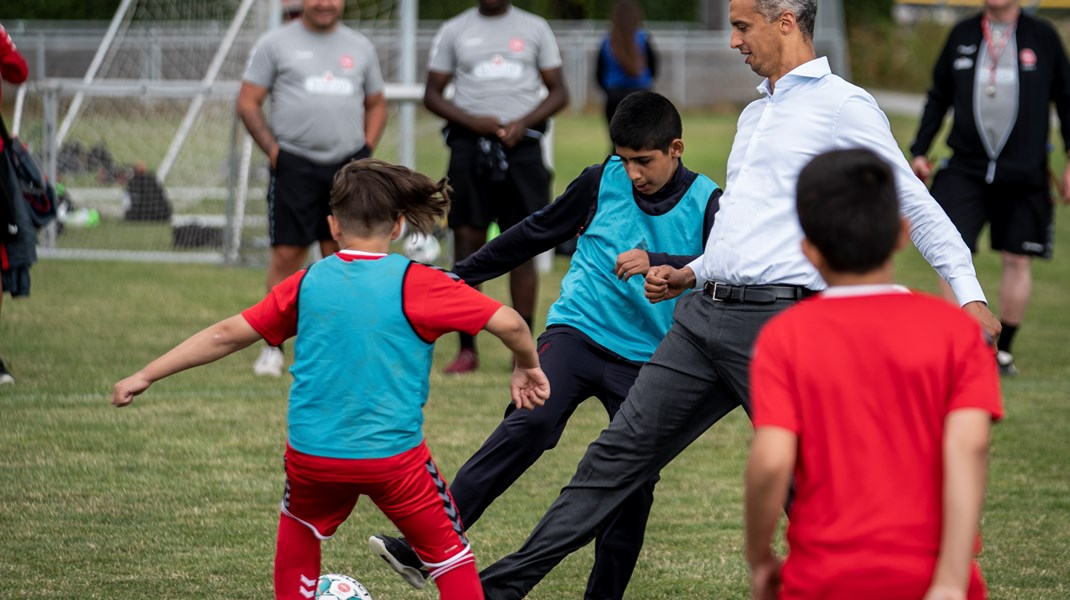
top-left (371, 91), bottom-right (720, 600)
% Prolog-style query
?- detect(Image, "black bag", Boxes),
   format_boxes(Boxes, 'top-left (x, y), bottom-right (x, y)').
top-left (0, 116), bottom-right (57, 231)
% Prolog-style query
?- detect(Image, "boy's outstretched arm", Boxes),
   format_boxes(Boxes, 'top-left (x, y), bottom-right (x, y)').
top-left (744, 426), bottom-right (795, 600)
top-left (113, 315), bottom-right (263, 407)
top-left (924, 409), bottom-right (992, 600)
top-left (482, 306), bottom-right (550, 410)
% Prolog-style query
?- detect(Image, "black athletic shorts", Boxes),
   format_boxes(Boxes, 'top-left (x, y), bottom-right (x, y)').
top-left (931, 167), bottom-right (1053, 259)
top-left (445, 135), bottom-right (551, 231)
top-left (267, 146), bottom-right (370, 246)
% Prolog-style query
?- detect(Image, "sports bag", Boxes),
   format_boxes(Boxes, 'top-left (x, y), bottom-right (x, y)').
top-left (0, 115), bottom-right (57, 231)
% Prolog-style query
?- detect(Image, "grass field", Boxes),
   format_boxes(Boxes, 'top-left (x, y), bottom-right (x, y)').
top-left (2, 112), bottom-right (1069, 599)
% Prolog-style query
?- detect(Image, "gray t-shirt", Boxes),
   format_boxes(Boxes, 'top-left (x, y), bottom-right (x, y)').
top-left (428, 7), bottom-right (562, 124)
top-left (243, 21), bottom-right (385, 164)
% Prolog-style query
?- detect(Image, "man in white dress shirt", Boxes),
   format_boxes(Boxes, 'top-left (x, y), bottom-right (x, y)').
top-left (477, 0), bottom-right (1000, 598)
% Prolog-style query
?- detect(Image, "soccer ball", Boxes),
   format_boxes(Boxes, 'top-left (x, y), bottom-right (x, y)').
top-left (403, 232), bottom-right (441, 264)
top-left (315, 574), bottom-right (373, 600)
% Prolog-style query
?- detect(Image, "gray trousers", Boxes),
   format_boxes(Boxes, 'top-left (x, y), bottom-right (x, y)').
top-left (480, 291), bottom-right (794, 599)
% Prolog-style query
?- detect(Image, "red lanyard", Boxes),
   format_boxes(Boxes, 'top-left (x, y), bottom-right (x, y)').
top-left (981, 15), bottom-right (1016, 94)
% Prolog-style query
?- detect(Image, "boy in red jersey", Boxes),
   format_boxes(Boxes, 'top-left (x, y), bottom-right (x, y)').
top-left (113, 158), bottom-right (550, 600)
top-left (744, 148), bottom-right (1003, 600)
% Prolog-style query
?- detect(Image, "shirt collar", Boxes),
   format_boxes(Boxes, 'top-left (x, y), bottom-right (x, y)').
top-left (757, 56), bottom-right (831, 97)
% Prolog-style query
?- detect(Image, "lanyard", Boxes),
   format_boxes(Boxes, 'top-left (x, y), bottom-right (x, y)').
top-left (981, 15), bottom-right (1016, 96)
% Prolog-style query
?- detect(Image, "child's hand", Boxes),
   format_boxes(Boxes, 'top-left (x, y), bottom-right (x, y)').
top-left (615, 249), bottom-right (651, 281)
top-left (510, 365), bottom-right (550, 410)
top-left (112, 372), bottom-right (153, 407)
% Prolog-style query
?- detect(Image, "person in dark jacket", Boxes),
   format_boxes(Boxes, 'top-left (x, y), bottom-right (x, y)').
top-left (910, 0), bottom-right (1070, 376)
top-left (0, 21), bottom-right (29, 385)
top-left (595, 0), bottom-right (657, 128)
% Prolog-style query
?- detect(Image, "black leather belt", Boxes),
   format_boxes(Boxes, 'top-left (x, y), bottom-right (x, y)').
top-left (702, 281), bottom-right (813, 304)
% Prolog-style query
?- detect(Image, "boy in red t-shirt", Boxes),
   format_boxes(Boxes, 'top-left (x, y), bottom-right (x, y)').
top-left (744, 148), bottom-right (1003, 600)
top-left (113, 159), bottom-right (550, 600)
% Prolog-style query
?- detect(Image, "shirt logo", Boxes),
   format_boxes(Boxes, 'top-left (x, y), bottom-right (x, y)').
top-left (304, 71), bottom-right (355, 96)
top-left (340, 54), bottom-right (355, 70)
top-left (954, 57), bottom-right (974, 70)
top-left (957, 44), bottom-right (977, 55)
top-left (472, 54), bottom-right (524, 80)
top-left (1020, 48), bottom-right (1037, 70)
top-left (509, 37), bottom-right (525, 53)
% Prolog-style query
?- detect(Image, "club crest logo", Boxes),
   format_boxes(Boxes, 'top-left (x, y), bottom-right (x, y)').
top-left (340, 54), bottom-right (355, 70)
top-left (509, 37), bottom-right (525, 53)
top-left (1020, 48), bottom-right (1037, 70)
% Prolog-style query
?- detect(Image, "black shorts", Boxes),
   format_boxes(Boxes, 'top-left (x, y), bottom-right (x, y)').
top-left (931, 167), bottom-right (1054, 258)
top-left (445, 136), bottom-right (551, 231)
top-left (267, 147), bottom-right (370, 246)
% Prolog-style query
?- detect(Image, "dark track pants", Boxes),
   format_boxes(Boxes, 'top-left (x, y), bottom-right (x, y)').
top-left (449, 325), bottom-right (654, 600)
top-left (480, 292), bottom-right (795, 599)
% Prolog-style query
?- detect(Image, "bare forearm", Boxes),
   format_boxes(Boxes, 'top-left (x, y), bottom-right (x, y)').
top-left (237, 103), bottom-right (277, 157)
top-left (517, 85), bottom-right (568, 130)
top-left (364, 94), bottom-right (388, 152)
top-left (932, 411), bottom-right (991, 591)
top-left (139, 316), bottom-right (262, 383)
top-left (484, 307), bottom-right (538, 368)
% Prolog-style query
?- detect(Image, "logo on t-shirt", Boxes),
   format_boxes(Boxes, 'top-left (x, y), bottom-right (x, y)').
top-left (472, 54), bottom-right (524, 80)
top-left (509, 37), bottom-right (525, 53)
top-left (304, 71), bottom-right (355, 96)
top-left (340, 54), bottom-right (355, 70)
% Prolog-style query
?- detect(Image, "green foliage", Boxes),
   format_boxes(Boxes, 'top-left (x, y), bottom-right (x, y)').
top-left (848, 20), bottom-right (950, 92)
top-left (1, 0), bottom-right (122, 19)
top-left (843, 0), bottom-right (895, 26)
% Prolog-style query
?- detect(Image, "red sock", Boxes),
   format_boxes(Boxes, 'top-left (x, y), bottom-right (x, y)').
top-left (273, 514), bottom-right (321, 600)
top-left (433, 561), bottom-right (483, 600)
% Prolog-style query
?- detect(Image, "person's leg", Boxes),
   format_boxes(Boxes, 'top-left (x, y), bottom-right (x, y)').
top-left (377, 446), bottom-right (482, 599)
top-left (445, 138), bottom-right (492, 372)
top-left (480, 294), bottom-right (764, 599)
top-left (508, 259), bottom-right (537, 328)
top-left (273, 513), bottom-right (322, 600)
top-left (267, 245), bottom-right (311, 291)
top-left (0, 273), bottom-right (10, 384)
top-left (450, 328), bottom-right (599, 527)
top-left (998, 251), bottom-right (1031, 336)
top-left (585, 357), bottom-right (649, 600)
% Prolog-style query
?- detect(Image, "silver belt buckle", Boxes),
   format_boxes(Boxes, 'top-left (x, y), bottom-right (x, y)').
top-left (710, 281), bottom-right (724, 301)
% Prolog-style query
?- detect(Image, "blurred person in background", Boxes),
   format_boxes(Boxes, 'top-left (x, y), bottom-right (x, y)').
top-left (237, 0), bottom-right (388, 377)
top-left (424, 0), bottom-right (569, 374)
top-left (910, 0), bottom-right (1070, 377)
top-left (595, 0), bottom-right (657, 128)
top-left (0, 21), bottom-right (29, 385)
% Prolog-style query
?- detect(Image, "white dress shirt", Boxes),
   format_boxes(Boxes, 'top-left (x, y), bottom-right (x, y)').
top-left (688, 57), bottom-right (986, 306)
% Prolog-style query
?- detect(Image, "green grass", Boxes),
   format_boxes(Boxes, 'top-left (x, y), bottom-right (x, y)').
top-left (1, 112), bottom-right (1069, 599)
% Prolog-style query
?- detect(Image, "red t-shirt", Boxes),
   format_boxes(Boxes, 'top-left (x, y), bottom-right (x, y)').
top-left (751, 286), bottom-right (1003, 600)
top-left (242, 252), bottom-right (502, 347)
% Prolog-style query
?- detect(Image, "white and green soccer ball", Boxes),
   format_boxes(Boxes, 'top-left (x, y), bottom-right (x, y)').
top-left (315, 574), bottom-right (373, 600)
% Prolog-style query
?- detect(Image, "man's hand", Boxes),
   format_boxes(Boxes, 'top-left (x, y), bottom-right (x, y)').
top-left (497, 121), bottom-right (527, 148)
top-left (615, 249), bottom-right (651, 281)
top-left (749, 555), bottom-right (782, 600)
top-left (922, 585), bottom-right (967, 600)
top-left (467, 115), bottom-right (503, 138)
top-left (269, 143), bottom-right (280, 170)
top-left (645, 265), bottom-right (696, 303)
top-left (961, 301), bottom-right (1001, 347)
top-left (912, 156), bottom-right (933, 183)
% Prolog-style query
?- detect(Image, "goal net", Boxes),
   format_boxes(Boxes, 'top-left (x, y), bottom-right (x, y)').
top-left (16, 0), bottom-right (427, 264)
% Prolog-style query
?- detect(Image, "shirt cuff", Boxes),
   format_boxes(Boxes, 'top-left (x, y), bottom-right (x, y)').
top-left (949, 275), bottom-right (987, 306)
top-left (685, 256), bottom-right (704, 289)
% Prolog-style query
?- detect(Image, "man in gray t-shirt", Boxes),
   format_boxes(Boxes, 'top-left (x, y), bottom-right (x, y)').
top-left (237, 0), bottom-right (387, 377)
top-left (425, 0), bottom-right (568, 375)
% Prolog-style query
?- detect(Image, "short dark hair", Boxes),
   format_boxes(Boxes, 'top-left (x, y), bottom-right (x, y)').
top-left (330, 158), bottom-right (450, 237)
top-left (796, 148), bottom-right (900, 274)
top-left (609, 91), bottom-right (682, 152)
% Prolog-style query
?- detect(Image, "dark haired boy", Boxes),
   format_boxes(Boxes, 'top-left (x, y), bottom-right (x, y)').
top-left (745, 148), bottom-right (1003, 600)
top-left (371, 90), bottom-right (720, 600)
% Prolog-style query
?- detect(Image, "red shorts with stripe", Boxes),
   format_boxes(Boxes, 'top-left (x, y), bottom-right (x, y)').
top-left (281, 442), bottom-right (473, 575)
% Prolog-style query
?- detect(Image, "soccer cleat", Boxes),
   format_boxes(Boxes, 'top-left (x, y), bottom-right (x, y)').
top-left (996, 350), bottom-right (1018, 377)
top-left (0, 356), bottom-right (13, 385)
top-left (443, 348), bottom-right (479, 374)
top-left (368, 534), bottom-right (429, 590)
top-left (253, 345), bottom-right (284, 377)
